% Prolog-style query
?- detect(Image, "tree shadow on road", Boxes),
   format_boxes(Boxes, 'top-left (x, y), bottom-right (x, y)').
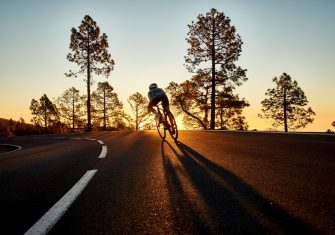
top-left (161, 140), bottom-right (319, 234)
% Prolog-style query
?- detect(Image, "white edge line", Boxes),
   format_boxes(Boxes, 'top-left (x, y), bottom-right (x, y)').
top-left (97, 140), bottom-right (104, 145)
top-left (85, 138), bottom-right (96, 141)
top-left (24, 169), bottom-right (98, 235)
top-left (0, 144), bottom-right (22, 155)
top-left (98, 145), bottom-right (107, 159)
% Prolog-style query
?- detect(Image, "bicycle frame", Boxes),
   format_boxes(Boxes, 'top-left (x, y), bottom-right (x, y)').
top-left (155, 103), bottom-right (178, 140)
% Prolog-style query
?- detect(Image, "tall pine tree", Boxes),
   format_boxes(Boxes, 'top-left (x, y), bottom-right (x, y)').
top-left (66, 15), bottom-right (114, 132)
top-left (185, 8), bottom-right (247, 129)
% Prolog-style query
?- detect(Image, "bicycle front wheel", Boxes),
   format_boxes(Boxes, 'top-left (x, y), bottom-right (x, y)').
top-left (156, 117), bottom-right (166, 139)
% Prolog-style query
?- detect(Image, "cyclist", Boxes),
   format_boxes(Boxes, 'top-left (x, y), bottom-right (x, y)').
top-left (147, 83), bottom-right (175, 133)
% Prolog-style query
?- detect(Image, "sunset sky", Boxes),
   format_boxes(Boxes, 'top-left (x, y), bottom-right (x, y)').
top-left (1, 0), bottom-right (334, 131)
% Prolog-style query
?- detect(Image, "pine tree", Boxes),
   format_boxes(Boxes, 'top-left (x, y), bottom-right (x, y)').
top-left (56, 87), bottom-right (85, 130)
top-left (30, 94), bottom-right (58, 132)
top-left (128, 92), bottom-right (149, 130)
top-left (92, 81), bottom-right (123, 130)
top-left (185, 8), bottom-right (247, 129)
top-left (66, 15), bottom-right (114, 132)
top-left (259, 73), bottom-right (315, 132)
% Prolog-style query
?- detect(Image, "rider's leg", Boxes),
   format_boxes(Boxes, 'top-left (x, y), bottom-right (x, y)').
top-left (163, 106), bottom-right (175, 134)
top-left (162, 96), bottom-right (174, 125)
top-left (163, 107), bottom-right (174, 124)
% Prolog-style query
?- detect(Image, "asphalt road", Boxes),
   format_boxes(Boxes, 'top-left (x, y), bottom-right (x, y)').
top-left (0, 131), bottom-right (334, 235)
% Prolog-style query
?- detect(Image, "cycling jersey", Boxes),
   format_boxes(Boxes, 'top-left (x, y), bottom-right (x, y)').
top-left (148, 88), bottom-right (166, 101)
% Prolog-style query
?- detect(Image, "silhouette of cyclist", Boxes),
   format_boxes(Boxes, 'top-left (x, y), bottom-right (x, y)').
top-left (147, 83), bottom-right (174, 130)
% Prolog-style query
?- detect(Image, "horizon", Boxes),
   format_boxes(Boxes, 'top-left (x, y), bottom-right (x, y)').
top-left (1, 0), bottom-right (334, 131)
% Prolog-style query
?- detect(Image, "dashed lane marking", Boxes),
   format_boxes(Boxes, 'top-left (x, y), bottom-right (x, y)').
top-left (98, 145), bottom-right (108, 158)
top-left (24, 169), bottom-right (98, 235)
top-left (22, 137), bottom-right (107, 234)
top-left (81, 138), bottom-right (106, 158)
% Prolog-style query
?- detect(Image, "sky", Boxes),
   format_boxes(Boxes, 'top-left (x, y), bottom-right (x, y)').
top-left (0, 0), bottom-right (334, 131)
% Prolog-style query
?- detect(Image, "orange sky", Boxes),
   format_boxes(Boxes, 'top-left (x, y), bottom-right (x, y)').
top-left (1, 1), bottom-right (334, 132)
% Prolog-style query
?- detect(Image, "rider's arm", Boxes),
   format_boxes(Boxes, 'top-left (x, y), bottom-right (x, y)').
top-left (147, 101), bottom-right (155, 114)
top-left (148, 90), bottom-right (154, 101)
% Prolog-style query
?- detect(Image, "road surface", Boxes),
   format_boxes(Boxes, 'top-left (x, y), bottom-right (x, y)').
top-left (0, 131), bottom-right (334, 234)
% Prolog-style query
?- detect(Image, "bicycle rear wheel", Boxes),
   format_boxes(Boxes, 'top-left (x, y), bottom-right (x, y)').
top-left (167, 112), bottom-right (178, 140)
top-left (156, 117), bottom-right (166, 139)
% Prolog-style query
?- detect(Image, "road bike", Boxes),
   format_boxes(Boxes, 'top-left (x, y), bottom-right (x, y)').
top-left (154, 103), bottom-right (178, 140)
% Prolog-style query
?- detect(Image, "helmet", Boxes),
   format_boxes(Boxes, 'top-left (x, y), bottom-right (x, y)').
top-left (149, 83), bottom-right (158, 90)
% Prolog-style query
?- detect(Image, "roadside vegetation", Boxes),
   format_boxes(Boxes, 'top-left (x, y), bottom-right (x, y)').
top-left (0, 118), bottom-right (44, 137)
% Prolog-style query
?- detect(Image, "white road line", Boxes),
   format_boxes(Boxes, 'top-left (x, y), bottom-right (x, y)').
top-left (83, 139), bottom-right (107, 157)
top-left (0, 144), bottom-right (22, 155)
top-left (98, 145), bottom-right (108, 158)
top-left (24, 170), bottom-right (98, 235)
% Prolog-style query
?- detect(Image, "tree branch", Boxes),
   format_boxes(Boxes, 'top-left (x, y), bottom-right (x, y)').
top-left (179, 101), bottom-right (207, 129)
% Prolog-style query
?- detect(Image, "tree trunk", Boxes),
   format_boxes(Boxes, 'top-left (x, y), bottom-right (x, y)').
top-left (72, 91), bottom-right (75, 130)
top-left (86, 35), bottom-right (91, 132)
top-left (44, 103), bottom-right (47, 133)
top-left (204, 108), bottom-right (209, 128)
top-left (284, 88), bottom-right (288, 132)
top-left (204, 88), bottom-right (209, 128)
top-left (103, 86), bottom-right (106, 130)
top-left (87, 68), bottom-right (91, 132)
top-left (220, 108), bottom-right (223, 129)
top-left (210, 17), bottom-right (216, 129)
top-left (135, 104), bottom-right (139, 130)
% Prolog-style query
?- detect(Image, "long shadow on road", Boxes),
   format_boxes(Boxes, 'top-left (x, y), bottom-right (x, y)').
top-left (162, 140), bottom-right (319, 235)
